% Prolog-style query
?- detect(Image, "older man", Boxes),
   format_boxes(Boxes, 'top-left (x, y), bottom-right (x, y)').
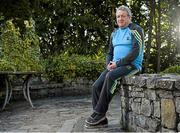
top-left (85, 5), bottom-right (144, 128)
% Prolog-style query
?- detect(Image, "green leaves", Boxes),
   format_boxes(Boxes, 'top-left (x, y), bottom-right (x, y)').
top-left (0, 19), bottom-right (43, 72)
top-left (162, 65), bottom-right (180, 74)
top-left (45, 53), bottom-right (105, 81)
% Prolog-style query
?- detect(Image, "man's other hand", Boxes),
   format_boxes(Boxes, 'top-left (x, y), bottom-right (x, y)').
top-left (107, 61), bottom-right (117, 71)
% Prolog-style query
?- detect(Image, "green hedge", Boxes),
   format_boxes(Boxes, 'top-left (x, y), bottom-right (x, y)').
top-left (162, 65), bottom-right (180, 74)
top-left (45, 53), bottom-right (105, 82)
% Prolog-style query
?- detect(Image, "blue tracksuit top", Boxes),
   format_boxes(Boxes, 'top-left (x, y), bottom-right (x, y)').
top-left (106, 23), bottom-right (144, 71)
top-left (112, 27), bottom-right (133, 62)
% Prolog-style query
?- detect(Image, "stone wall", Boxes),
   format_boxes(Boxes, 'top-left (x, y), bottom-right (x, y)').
top-left (5, 77), bottom-right (93, 100)
top-left (1, 73), bottom-right (180, 132)
top-left (119, 74), bottom-right (180, 132)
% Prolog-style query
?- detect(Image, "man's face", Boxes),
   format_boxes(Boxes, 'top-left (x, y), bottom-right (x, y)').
top-left (116, 10), bottom-right (130, 28)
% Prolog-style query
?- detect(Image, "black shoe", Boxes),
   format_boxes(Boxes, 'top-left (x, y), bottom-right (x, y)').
top-left (90, 112), bottom-right (97, 119)
top-left (84, 118), bottom-right (108, 129)
top-left (85, 112), bottom-right (97, 124)
top-left (85, 113), bottom-right (106, 126)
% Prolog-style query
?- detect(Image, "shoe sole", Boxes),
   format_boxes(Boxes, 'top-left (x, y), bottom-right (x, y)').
top-left (85, 114), bottom-right (96, 123)
top-left (85, 116), bottom-right (106, 126)
top-left (84, 123), bottom-right (108, 129)
top-left (85, 117), bottom-right (93, 124)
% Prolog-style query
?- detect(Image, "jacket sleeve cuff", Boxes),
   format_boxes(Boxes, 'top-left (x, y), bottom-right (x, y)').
top-left (116, 60), bottom-right (121, 67)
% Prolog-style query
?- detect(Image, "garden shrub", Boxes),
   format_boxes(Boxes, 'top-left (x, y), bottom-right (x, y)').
top-left (162, 65), bottom-right (180, 74)
top-left (45, 53), bottom-right (105, 82)
top-left (0, 19), bottom-right (43, 72)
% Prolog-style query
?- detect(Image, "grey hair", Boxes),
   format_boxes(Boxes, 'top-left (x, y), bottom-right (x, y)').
top-left (116, 5), bottom-right (132, 18)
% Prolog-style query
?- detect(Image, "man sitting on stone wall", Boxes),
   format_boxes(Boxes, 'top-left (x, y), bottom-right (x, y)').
top-left (85, 5), bottom-right (145, 128)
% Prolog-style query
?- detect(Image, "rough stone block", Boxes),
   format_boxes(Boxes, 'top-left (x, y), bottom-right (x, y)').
top-left (130, 76), bottom-right (144, 87)
top-left (175, 80), bottom-right (180, 90)
top-left (140, 74), bottom-right (162, 77)
top-left (132, 87), bottom-right (143, 92)
top-left (156, 78), bottom-right (175, 90)
top-left (131, 102), bottom-right (141, 114)
top-left (173, 91), bottom-right (180, 97)
top-left (136, 76), bottom-right (149, 87)
top-left (145, 89), bottom-right (156, 100)
top-left (153, 101), bottom-right (161, 118)
top-left (157, 90), bottom-right (173, 99)
top-left (128, 86), bottom-right (132, 91)
top-left (121, 97), bottom-right (126, 108)
top-left (175, 97), bottom-right (180, 113)
top-left (146, 78), bottom-right (157, 89)
top-left (140, 98), bottom-right (151, 117)
top-left (127, 112), bottom-right (136, 131)
top-left (123, 76), bottom-right (135, 85)
top-left (133, 98), bottom-right (141, 103)
top-left (135, 115), bottom-right (146, 128)
top-left (161, 99), bottom-right (176, 129)
top-left (162, 127), bottom-right (176, 132)
top-left (130, 91), bottom-right (144, 98)
top-left (136, 126), bottom-right (148, 132)
top-left (146, 118), bottom-right (159, 132)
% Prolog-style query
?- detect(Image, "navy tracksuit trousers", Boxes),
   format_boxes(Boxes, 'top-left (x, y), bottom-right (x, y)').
top-left (92, 64), bottom-right (137, 114)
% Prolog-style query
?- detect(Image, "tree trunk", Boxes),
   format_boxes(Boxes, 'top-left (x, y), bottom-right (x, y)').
top-left (111, 0), bottom-right (115, 30)
top-left (144, 0), bottom-right (155, 73)
top-left (157, 0), bottom-right (161, 73)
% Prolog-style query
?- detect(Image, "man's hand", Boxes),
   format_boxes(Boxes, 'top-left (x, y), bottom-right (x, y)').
top-left (107, 61), bottom-right (117, 71)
